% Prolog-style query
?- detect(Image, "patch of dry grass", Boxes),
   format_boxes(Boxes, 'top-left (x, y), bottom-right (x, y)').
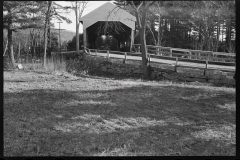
top-left (3, 70), bottom-right (235, 156)
top-left (20, 56), bottom-right (67, 73)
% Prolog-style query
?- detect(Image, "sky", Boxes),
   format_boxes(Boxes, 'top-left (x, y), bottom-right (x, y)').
top-left (53, 1), bottom-right (113, 33)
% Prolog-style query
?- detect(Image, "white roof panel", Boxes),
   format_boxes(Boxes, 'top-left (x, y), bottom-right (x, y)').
top-left (80, 2), bottom-right (136, 30)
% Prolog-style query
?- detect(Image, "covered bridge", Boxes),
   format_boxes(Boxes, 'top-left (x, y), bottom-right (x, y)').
top-left (80, 2), bottom-right (136, 52)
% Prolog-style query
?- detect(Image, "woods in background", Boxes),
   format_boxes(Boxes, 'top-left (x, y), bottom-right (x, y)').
top-left (129, 1), bottom-right (235, 53)
top-left (3, 1), bottom-right (71, 68)
top-left (3, 1), bottom-right (235, 71)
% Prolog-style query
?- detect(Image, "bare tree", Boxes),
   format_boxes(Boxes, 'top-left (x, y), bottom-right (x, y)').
top-left (129, 1), bottom-right (155, 78)
top-left (43, 1), bottom-right (53, 68)
top-left (70, 1), bottom-right (88, 55)
top-left (103, 1), bottom-right (155, 78)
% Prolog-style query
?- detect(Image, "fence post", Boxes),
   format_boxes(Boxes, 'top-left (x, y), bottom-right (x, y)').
top-left (204, 60), bottom-right (208, 75)
top-left (107, 50), bottom-right (110, 59)
top-left (170, 49), bottom-right (172, 57)
top-left (123, 52), bottom-right (127, 64)
top-left (95, 49), bottom-right (98, 56)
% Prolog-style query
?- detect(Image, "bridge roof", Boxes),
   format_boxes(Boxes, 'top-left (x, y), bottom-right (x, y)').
top-left (80, 2), bottom-right (136, 30)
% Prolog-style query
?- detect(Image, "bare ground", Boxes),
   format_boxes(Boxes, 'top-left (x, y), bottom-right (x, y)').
top-left (4, 70), bottom-right (236, 156)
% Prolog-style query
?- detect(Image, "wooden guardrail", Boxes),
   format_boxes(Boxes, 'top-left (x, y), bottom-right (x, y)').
top-left (53, 45), bottom-right (235, 73)
top-left (133, 44), bottom-right (235, 63)
top-left (83, 46), bottom-right (235, 73)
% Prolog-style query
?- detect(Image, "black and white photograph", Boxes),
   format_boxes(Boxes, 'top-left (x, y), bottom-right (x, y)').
top-left (3, 0), bottom-right (236, 157)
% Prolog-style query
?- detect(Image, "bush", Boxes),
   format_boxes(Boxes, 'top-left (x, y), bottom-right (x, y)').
top-left (66, 55), bottom-right (95, 75)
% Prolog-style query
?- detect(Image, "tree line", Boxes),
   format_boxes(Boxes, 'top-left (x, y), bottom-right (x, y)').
top-left (3, 1), bottom-right (235, 79)
top-left (113, 0), bottom-right (235, 78)
top-left (123, 1), bottom-right (235, 53)
top-left (3, 1), bottom-right (84, 69)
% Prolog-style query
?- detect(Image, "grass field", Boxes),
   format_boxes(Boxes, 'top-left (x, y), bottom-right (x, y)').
top-left (4, 68), bottom-right (235, 156)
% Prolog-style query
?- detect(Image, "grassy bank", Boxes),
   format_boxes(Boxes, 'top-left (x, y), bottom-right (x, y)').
top-left (3, 67), bottom-right (235, 156)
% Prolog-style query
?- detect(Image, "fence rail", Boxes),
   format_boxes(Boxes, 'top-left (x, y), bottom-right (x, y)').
top-left (132, 44), bottom-right (235, 62)
top-left (52, 44), bottom-right (235, 73)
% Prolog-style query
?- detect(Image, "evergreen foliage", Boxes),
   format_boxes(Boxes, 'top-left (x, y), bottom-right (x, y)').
top-left (67, 34), bottom-right (84, 51)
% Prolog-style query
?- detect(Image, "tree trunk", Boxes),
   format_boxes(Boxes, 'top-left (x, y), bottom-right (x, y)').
top-left (215, 21), bottom-right (220, 51)
top-left (43, 1), bottom-right (52, 68)
top-left (198, 24), bottom-right (203, 50)
top-left (33, 41), bottom-right (36, 59)
top-left (140, 27), bottom-right (150, 79)
top-left (139, 6), bottom-right (150, 79)
top-left (76, 2), bottom-right (80, 55)
top-left (157, 15), bottom-right (161, 46)
top-left (27, 42), bottom-right (29, 63)
top-left (43, 21), bottom-right (48, 67)
top-left (47, 18), bottom-right (51, 58)
top-left (17, 42), bottom-right (21, 63)
top-left (164, 19), bottom-right (167, 31)
top-left (157, 15), bottom-right (161, 55)
top-left (32, 30), bottom-right (35, 59)
top-left (150, 19), bottom-right (156, 45)
top-left (221, 22), bottom-right (224, 42)
top-left (38, 36), bottom-right (41, 58)
top-left (8, 28), bottom-right (15, 68)
top-left (3, 39), bottom-right (8, 56)
top-left (226, 19), bottom-right (232, 52)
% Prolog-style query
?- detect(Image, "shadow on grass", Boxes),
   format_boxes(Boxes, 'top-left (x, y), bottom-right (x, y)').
top-left (4, 85), bottom-right (235, 156)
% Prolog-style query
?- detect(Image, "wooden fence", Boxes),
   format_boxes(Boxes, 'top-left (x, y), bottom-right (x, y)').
top-left (52, 44), bottom-right (235, 73)
top-left (133, 44), bottom-right (235, 63)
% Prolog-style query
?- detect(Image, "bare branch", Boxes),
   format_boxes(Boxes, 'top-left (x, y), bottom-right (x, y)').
top-left (97, 4), bottom-right (128, 35)
top-left (146, 24), bottom-right (157, 45)
top-left (137, 2), bottom-right (143, 11)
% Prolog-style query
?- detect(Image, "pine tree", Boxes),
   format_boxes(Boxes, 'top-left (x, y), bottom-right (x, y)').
top-left (3, 1), bottom-right (45, 68)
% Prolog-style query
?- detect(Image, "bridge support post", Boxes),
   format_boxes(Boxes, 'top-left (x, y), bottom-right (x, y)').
top-left (130, 29), bottom-right (134, 52)
top-left (83, 29), bottom-right (87, 47)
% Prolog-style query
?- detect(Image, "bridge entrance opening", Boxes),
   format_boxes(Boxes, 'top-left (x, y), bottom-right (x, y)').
top-left (86, 21), bottom-right (132, 52)
top-left (95, 35), bottom-right (118, 51)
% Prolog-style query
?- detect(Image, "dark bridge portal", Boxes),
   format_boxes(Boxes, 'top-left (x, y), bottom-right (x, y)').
top-left (87, 21), bottom-right (132, 51)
